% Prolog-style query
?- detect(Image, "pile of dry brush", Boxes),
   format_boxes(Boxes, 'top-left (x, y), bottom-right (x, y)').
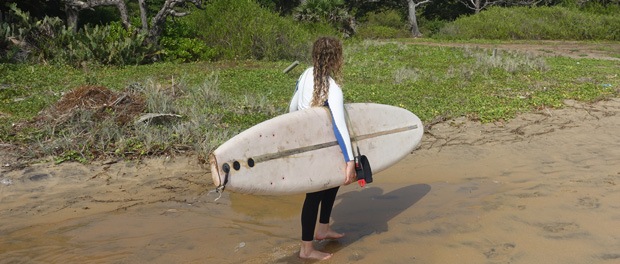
top-left (39, 85), bottom-right (145, 126)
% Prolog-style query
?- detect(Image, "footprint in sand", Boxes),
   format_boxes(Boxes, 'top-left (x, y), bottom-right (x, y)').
top-left (484, 243), bottom-right (516, 260)
top-left (599, 253), bottom-right (620, 261)
top-left (539, 222), bottom-right (587, 239)
top-left (576, 196), bottom-right (600, 209)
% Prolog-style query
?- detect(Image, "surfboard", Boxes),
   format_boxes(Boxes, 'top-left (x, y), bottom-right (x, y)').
top-left (209, 103), bottom-right (423, 195)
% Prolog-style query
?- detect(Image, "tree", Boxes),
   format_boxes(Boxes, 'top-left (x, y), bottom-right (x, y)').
top-left (459, 0), bottom-right (503, 13)
top-left (407, 0), bottom-right (432, 37)
top-left (60, 0), bottom-right (204, 44)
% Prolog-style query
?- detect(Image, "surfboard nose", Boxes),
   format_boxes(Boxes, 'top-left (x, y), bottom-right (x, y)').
top-left (209, 154), bottom-right (221, 186)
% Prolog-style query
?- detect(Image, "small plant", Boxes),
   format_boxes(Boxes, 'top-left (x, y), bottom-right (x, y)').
top-left (393, 67), bottom-right (421, 84)
top-left (55, 150), bottom-right (88, 164)
top-left (462, 47), bottom-right (549, 75)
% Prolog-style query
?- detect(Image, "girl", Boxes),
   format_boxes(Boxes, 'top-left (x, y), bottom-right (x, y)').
top-left (289, 37), bottom-right (356, 260)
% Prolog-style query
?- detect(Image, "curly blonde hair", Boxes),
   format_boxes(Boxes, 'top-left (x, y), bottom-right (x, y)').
top-left (310, 37), bottom-right (343, 107)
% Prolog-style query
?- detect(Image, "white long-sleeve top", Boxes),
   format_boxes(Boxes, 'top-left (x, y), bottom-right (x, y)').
top-left (289, 67), bottom-right (354, 162)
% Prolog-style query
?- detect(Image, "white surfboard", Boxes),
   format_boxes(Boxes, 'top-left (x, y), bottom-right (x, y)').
top-left (209, 103), bottom-right (423, 195)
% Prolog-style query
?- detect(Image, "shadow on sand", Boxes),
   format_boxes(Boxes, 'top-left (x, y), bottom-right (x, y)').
top-left (334, 183), bottom-right (430, 236)
top-left (274, 183), bottom-right (430, 263)
top-left (328, 184), bottom-right (431, 247)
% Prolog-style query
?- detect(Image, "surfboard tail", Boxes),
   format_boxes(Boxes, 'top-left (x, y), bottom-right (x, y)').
top-left (209, 153), bottom-right (221, 187)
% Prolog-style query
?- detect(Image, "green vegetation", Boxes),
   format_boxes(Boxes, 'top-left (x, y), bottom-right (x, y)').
top-left (293, 0), bottom-right (355, 37)
top-left (345, 41), bottom-right (618, 121)
top-left (1, 1), bottom-right (333, 65)
top-left (2, 2), bottom-right (620, 163)
top-left (174, 0), bottom-right (332, 62)
top-left (356, 10), bottom-right (411, 39)
top-left (1, 41), bottom-right (618, 162)
top-left (436, 6), bottom-right (620, 40)
top-left (0, 4), bottom-right (154, 66)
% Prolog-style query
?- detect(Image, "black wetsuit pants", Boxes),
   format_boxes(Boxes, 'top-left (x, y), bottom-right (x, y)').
top-left (301, 186), bottom-right (340, 241)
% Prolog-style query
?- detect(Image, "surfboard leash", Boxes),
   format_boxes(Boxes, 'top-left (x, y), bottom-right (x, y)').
top-left (216, 163), bottom-right (230, 192)
top-left (211, 163), bottom-right (230, 201)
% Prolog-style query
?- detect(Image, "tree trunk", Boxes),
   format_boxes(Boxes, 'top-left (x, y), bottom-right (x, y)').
top-left (407, 0), bottom-right (431, 38)
top-left (148, 0), bottom-right (177, 45)
top-left (138, 0), bottom-right (149, 32)
top-left (147, 0), bottom-right (204, 45)
top-left (64, 5), bottom-right (79, 31)
top-left (115, 0), bottom-right (130, 29)
top-left (407, 0), bottom-right (421, 37)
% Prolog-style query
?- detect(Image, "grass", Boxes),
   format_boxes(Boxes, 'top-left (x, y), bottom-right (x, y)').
top-left (1, 40), bottom-right (619, 162)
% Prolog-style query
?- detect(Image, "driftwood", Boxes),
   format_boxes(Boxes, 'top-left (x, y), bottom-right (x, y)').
top-left (134, 113), bottom-right (182, 126)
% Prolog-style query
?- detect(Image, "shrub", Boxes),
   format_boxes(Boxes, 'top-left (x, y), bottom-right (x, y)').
top-left (0, 23), bottom-right (20, 62)
top-left (418, 17), bottom-right (448, 37)
top-left (1, 4), bottom-right (155, 66)
top-left (66, 22), bottom-right (154, 66)
top-left (435, 6), bottom-right (620, 41)
top-left (356, 9), bottom-right (410, 39)
top-left (188, 0), bottom-right (327, 61)
top-left (160, 19), bottom-right (217, 62)
top-left (159, 36), bottom-right (217, 62)
top-left (364, 9), bottom-right (406, 29)
top-left (0, 4), bottom-right (68, 63)
top-left (293, 0), bottom-right (355, 37)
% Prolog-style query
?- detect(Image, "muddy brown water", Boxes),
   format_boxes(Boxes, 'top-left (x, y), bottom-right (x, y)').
top-left (1, 99), bottom-right (619, 264)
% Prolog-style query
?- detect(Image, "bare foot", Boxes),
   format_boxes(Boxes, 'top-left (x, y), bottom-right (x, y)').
top-left (299, 249), bottom-right (333, 260)
top-left (300, 241), bottom-right (332, 260)
top-left (315, 228), bottom-right (344, 241)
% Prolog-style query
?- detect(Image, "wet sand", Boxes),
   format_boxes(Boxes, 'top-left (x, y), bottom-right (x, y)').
top-left (1, 98), bottom-right (619, 264)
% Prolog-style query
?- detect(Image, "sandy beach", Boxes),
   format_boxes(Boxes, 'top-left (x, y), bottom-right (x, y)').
top-left (1, 98), bottom-right (619, 263)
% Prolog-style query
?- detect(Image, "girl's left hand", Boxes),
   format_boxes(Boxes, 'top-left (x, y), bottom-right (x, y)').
top-left (344, 161), bottom-right (356, 185)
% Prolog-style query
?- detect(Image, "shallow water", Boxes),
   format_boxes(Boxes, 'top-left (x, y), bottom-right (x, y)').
top-left (1, 99), bottom-right (620, 264)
